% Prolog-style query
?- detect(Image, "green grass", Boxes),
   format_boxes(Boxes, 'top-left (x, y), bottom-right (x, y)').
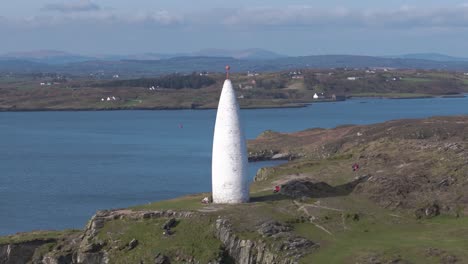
top-left (97, 217), bottom-right (223, 263)
top-left (402, 77), bottom-right (432, 83)
top-left (424, 72), bottom-right (454, 79)
top-left (0, 230), bottom-right (79, 244)
top-left (297, 215), bottom-right (468, 263)
top-left (131, 193), bottom-right (207, 211)
top-left (123, 99), bottom-right (143, 107)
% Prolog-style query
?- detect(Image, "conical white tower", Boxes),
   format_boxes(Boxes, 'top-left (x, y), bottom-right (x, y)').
top-left (212, 67), bottom-right (249, 204)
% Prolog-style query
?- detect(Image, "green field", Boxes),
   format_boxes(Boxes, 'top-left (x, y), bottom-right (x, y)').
top-left (402, 77), bottom-right (432, 83)
top-left (300, 215), bottom-right (468, 263)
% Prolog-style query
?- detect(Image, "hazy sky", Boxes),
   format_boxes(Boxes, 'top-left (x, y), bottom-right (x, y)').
top-left (2, 0), bottom-right (468, 56)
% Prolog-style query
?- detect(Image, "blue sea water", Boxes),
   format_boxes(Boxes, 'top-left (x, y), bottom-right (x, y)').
top-left (0, 96), bottom-right (467, 235)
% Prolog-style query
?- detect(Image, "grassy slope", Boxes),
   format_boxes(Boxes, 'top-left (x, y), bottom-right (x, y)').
top-left (300, 216), bottom-right (468, 263)
top-left (2, 116), bottom-right (468, 263)
top-left (0, 230), bottom-right (79, 244)
top-left (246, 116), bottom-right (468, 263)
top-left (102, 116), bottom-right (468, 263)
top-left (96, 217), bottom-right (223, 264)
top-left (119, 187), bottom-right (468, 263)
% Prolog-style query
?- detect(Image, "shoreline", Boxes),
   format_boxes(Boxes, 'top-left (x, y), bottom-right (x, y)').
top-left (1, 94), bottom-right (466, 112)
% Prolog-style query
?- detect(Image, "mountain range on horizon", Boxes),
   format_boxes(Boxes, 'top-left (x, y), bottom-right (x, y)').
top-left (0, 48), bottom-right (287, 64)
top-left (2, 49), bottom-right (468, 65)
top-left (3, 49), bottom-right (468, 77)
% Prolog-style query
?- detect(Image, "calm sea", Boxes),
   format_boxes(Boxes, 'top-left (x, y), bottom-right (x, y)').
top-left (1, 96), bottom-right (467, 235)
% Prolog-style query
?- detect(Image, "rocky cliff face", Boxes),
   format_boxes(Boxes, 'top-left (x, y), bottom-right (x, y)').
top-left (215, 219), bottom-right (316, 264)
top-left (0, 239), bottom-right (54, 264)
top-left (1, 210), bottom-right (298, 264)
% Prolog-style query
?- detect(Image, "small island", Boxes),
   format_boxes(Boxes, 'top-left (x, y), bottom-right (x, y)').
top-left (2, 116), bottom-right (468, 263)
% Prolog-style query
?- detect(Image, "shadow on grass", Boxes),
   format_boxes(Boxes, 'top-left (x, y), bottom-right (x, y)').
top-left (250, 194), bottom-right (291, 203)
top-left (279, 175), bottom-right (369, 199)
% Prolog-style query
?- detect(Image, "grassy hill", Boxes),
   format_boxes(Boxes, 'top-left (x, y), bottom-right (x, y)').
top-left (2, 116), bottom-right (468, 263)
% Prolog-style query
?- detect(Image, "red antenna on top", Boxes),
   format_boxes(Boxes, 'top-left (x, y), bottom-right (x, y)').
top-left (225, 65), bottom-right (231, 80)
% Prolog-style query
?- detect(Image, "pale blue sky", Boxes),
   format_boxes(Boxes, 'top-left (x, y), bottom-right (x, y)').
top-left (1, 0), bottom-right (468, 56)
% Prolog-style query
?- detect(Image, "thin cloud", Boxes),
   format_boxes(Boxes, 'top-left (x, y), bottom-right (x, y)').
top-left (42, 0), bottom-right (101, 13)
top-left (220, 5), bottom-right (468, 29)
top-left (6, 5), bottom-right (468, 30)
top-left (3, 10), bottom-right (184, 28)
top-left (126, 11), bottom-right (184, 25)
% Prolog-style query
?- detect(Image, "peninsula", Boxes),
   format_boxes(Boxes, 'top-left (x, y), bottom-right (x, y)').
top-left (1, 116), bottom-right (468, 263)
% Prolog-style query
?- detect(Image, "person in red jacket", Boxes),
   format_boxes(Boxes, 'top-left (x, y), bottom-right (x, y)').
top-left (273, 185), bottom-right (281, 193)
top-left (352, 163), bottom-right (360, 172)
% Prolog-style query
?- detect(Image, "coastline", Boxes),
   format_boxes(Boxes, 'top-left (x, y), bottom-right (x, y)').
top-left (1, 94), bottom-right (465, 112)
top-left (0, 103), bottom-right (310, 112)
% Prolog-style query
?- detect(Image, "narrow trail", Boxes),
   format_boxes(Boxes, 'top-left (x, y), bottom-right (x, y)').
top-left (293, 200), bottom-right (334, 236)
top-left (303, 203), bottom-right (345, 212)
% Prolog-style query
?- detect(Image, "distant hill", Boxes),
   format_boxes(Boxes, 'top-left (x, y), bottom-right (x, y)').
top-left (192, 48), bottom-right (286, 60)
top-left (3, 53), bottom-right (468, 76)
top-left (0, 48), bottom-right (285, 65)
top-left (0, 59), bottom-right (53, 73)
top-left (101, 53), bottom-right (186, 61)
top-left (0, 50), bottom-right (94, 65)
top-left (389, 53), bottom-right (468, 62)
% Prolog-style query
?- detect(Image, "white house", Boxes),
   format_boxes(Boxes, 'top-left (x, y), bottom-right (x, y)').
top-left (313, 93), bottom-right (319, 99)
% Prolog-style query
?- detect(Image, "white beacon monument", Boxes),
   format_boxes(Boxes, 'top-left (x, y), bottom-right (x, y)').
top-left (212, 66), bottom-right (249, 204)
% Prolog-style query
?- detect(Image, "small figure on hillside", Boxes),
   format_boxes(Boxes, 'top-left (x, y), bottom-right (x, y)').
top-left (273, 185), bottom-right (281, 193)
top-left (352, 163), bottom-right (360, 172)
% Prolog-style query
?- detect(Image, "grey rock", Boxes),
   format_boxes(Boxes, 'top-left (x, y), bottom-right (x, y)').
top-left (271, 153), bottom-right (291, 160)
top-left (128, 239), bottom-right (139, 250)
top-left (162, 218), bottom-right (177, 230)
top-left (154, 253), bottom-right (170, 264)
top-left (0, 240), bottom-right (55, 264)
top-left (415, 203), bottom-right (440, 219)
top-left (215, 218), bottom-right (315, 264)
top-left (257, 221), bottom-right (292, 237)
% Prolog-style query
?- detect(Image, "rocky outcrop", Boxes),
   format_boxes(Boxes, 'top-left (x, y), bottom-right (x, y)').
top-left (3, 210), bottom-right (313, 264)
top-left (215, 218), bottom-right (316, 264)
top-left (249, 149), bottom-right (278, 162)
top-left (75, 209), bottom-right (196, 264)
top-left (0, 239), bottom-right (54, 264)
top-left (280, 177), bottom-right (368, 200)
top-left (415, 203), bottom-right (440, 219)
top-left (1, 209), bottom-right (198, 264)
